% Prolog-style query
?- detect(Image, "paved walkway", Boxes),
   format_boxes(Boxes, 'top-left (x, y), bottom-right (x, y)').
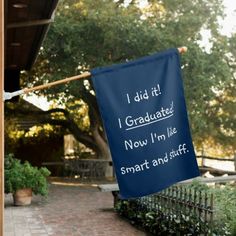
top-left (4, 182), bottom-right (148, 236)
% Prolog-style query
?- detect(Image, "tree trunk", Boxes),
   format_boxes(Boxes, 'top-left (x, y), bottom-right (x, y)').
top-left (5, 103), bottom-right (112, 161)
top-left (92, 126), bottom-right (111, 160)
top-left (91, 126), bottom-right (114, 177)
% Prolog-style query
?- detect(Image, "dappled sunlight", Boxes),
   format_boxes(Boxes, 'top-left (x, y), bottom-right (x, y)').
top-left (25, 124), bottom-right (54, 138)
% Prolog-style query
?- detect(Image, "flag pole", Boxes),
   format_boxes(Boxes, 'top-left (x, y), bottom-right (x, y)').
top-left (4, 47), bottom-right (187, 100)
top-left (23, 71), bottom-right (91, 94)
top-left (178, 46), bottom-right (187, 54)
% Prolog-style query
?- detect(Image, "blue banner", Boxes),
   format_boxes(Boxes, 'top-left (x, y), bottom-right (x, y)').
top-left (91, 48), bottom-right (199, 199)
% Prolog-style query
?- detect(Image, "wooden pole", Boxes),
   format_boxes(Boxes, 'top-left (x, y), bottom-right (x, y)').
top-left (178, 46), bottom-right (187, 54)
top-left (23, 47), bottom-right (187, 94)
top-left (0, 0), bottom-right (4, 234)
top-left (23, 71), bottom-right (91, 94)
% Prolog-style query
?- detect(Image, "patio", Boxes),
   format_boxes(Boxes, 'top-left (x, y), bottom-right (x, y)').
top-left (4, 181), bottom-right (147, 236)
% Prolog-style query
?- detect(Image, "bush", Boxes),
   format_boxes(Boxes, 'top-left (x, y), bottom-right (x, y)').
top-left (5, 153), bottom-right (51, 196)
top-left (115, 182), bottom-right (236, 235)
top-left (211, 185), bottom-right (236, 236)
top-left (187, 180), bottom-right (236, 235)
top-left (115, 200), bottom-right (213, 235)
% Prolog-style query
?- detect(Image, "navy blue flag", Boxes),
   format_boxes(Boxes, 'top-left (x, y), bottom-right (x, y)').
top-left (91, 48), bottom-right (199, 199)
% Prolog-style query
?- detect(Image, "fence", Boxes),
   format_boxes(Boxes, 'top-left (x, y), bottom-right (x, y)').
top-left (197, 155), bottom-right (236, 172)
top-left (63, 158), bottom-right (111, 179)
top-left (108, 175), bottom-right (236, 234)
top-left (116, 185), bottom-right (214, 235)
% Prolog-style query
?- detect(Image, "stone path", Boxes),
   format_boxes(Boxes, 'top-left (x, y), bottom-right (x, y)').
top-left (4, 183), bottom-right (148, 236)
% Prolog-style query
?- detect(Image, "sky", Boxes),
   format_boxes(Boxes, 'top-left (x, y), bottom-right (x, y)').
top-left (200, 0), bottom-right (236, 50)
top-left (220, 0), bottom-right (236, 36)
top-left (24, 0), bottom-right (236, 110)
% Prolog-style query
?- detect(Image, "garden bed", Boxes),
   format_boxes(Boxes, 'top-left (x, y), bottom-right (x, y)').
top-left (115, 181), bottom-right (236, 235)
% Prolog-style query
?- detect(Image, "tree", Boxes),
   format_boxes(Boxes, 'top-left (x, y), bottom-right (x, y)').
top-left (18, 0), bottom-right (235, 158)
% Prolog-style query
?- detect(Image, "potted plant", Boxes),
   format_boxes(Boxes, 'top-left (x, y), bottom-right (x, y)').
top-left (5, 153), bottom-right (51, 206)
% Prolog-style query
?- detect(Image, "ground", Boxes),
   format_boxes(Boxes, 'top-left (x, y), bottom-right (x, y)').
top-left (4, 181), bottom-right (148, 236)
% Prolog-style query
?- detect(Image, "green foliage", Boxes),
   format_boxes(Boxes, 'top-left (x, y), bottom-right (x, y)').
top-left (115, 199), bottom-right (215, 235)
top-left (22, 0), bottom-right (236, 155)
top-left (115, 183), bottom-right (236, 235)
top-left (186, 181), bottom-right (236, 235)
top-left (5, 154), bottom-right (51, 196)
top-left (211, 185), bottom-right (236, 236)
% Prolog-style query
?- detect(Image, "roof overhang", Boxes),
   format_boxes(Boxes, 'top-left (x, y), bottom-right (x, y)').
top-left (5, 0), bottom-right (59, 92)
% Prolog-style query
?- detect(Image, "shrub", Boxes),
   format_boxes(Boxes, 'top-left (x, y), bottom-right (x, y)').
top-left (5, 153), bottom-right (51, 196)
top-left (115, 182), bottom-right (236, 235)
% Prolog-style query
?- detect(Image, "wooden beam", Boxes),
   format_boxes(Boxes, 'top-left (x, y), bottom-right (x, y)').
top-left (197, 155), bottom-right (234, 162)
top-left (0, 0), bottom-right (4, 234)
top-left (7, 19), bottom-right (53, 29)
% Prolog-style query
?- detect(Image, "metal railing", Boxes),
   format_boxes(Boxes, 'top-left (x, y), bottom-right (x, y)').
top-left (117, 185), bottom-right (214, 235)
top-left (144, 186), bottom-right (212, 233)
top-left (63, 158), bottom-right (109, 179)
